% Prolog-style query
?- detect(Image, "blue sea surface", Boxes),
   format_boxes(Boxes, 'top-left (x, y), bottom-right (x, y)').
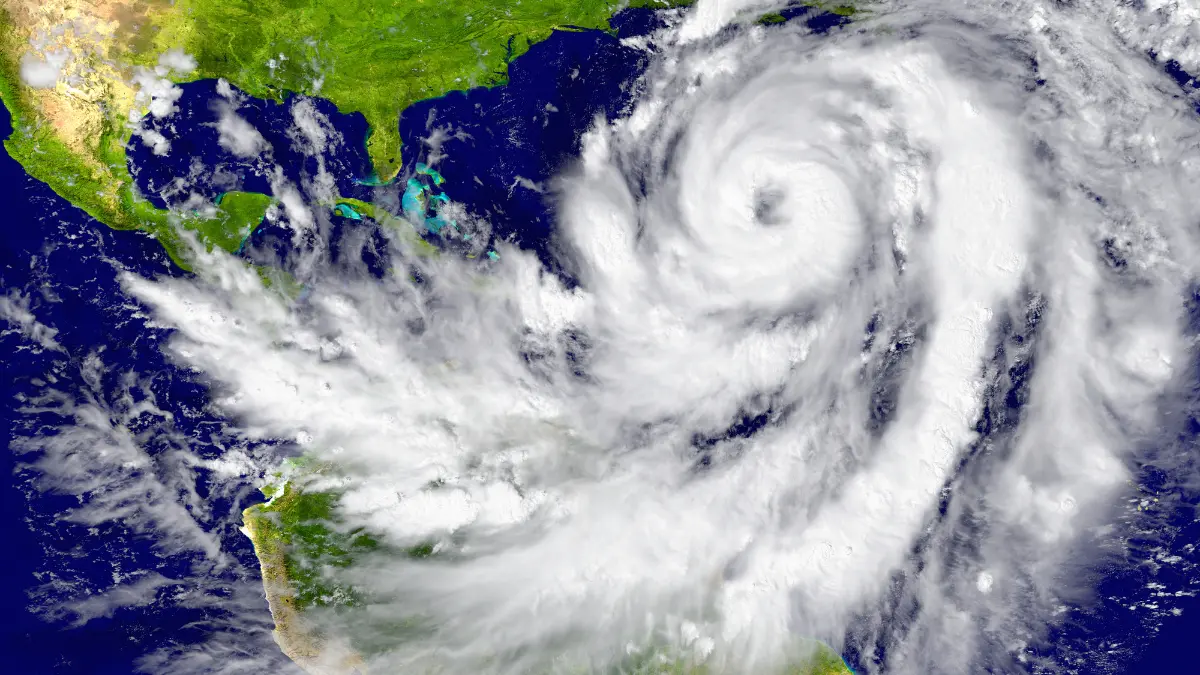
top-left (0, 99), bottom-right (293, 673)
top-left (394, 23), bottom-right (651, 283)
top-left (3, 6), bottom-right (1200, 674)
top-left (125, 82), bottom-right (375, 209)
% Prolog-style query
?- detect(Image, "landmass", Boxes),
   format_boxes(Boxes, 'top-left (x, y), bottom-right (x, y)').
top-left (151, 0), bottom-right (657, 182)
top-left (0, 0), bottom-right (653, 267)
top-left (0, 0), bottom-right (275, 267)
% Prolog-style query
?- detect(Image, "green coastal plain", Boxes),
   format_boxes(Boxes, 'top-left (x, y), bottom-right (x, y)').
top-left (1, 0), bottom-right (856, 672)
top-left (151, 0), bottom-right (675, 180)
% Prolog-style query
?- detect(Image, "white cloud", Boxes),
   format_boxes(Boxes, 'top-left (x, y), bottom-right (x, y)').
top-left (157, 48), bottom-right (197, 75)
top-left (270, 173), bottom-right (313, 229)
top-left (215, 77), bottom-right (238, 100)
top-left (52, 574), bottom-right (178, 627)
top-left (0, 290), bottom-right (61, 350)
top-left (287, 97), bottom-right (341, 202)
top-left (288, 97), bottom-right (334, 155)
top-left (136, 126), bottom-right (171, 155)
top-left (131, 66), bottom-right (184, 118)
top-left (19, 48), bottom-right (70, 88)
top-left (214, 102), bottom-right (269, 158)
top-left (126, 50), bottom-right (198, 119)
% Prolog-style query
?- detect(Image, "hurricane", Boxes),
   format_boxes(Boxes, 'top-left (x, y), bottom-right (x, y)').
top-left (11, 0), bottom-right (1200, 673)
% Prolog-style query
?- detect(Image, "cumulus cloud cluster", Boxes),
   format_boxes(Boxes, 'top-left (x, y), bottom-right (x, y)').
top-left (128, 49), bottom-right (201, 156)
top-left (12, 0), bottom-right (1200, 673)
top-left (214, 102), bottom-right (270, 158)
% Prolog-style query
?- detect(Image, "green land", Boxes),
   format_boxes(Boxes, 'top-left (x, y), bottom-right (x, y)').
top-left (0, 9), bottom-right (273, 268)
top-left (0, 0), bottom-right (681, 271)
top-left (156, 0), bottom-right (663, 181)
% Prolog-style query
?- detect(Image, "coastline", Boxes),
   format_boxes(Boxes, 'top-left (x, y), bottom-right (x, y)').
top-left (240, 505), bottom-right (365, 675)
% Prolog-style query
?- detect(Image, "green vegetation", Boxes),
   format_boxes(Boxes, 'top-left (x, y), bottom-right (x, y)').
top-left (2, 0), bottom-right (868, 274)
top-left (193, 192), bottom-right (276, 252)
top-left (0, 7), bottom-right (273, 270)
top-left (243, 460), bottom-right (439, 612)
top-left (559, 640), bottom-right (854, 674)
top-left (406, 541), bottom-right (438, 559)
top-left (0, 109), bottom-right (272, 268)
top-left (786, 646), bottom-right (854, 675)
top-left (3, 0), bottom-right (653, 272)
top-left (7, 0), bottom-right (868, 667)
top-left (332, 197), bottom-right (440, 256)
top-left (628, 0), bottom-right (697, 7)
top-left (245, 480), bottom-right (377, 609)
top-left (151, 0), bottom-right (649, 183)
top-left (756, 2), bottom-right (864, 26)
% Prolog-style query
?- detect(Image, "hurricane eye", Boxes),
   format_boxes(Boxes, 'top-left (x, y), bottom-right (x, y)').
top-left (752, 186), bottom-right (787, 226)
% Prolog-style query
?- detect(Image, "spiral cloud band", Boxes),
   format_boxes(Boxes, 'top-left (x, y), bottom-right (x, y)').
top-left (112, 0), bottom-right (1200, 672)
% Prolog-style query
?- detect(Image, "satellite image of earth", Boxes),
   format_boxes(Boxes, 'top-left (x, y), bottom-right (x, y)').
top-left (3, 0), bottom-right (1200, 673)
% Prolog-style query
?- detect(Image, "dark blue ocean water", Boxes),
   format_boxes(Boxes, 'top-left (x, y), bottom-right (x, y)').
top-left (125, 81), bottom-right (376, 209)
top-left (3, 6), bottom-right (1199, 674)
top-left (0, 99), bottom-right (291, 673)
